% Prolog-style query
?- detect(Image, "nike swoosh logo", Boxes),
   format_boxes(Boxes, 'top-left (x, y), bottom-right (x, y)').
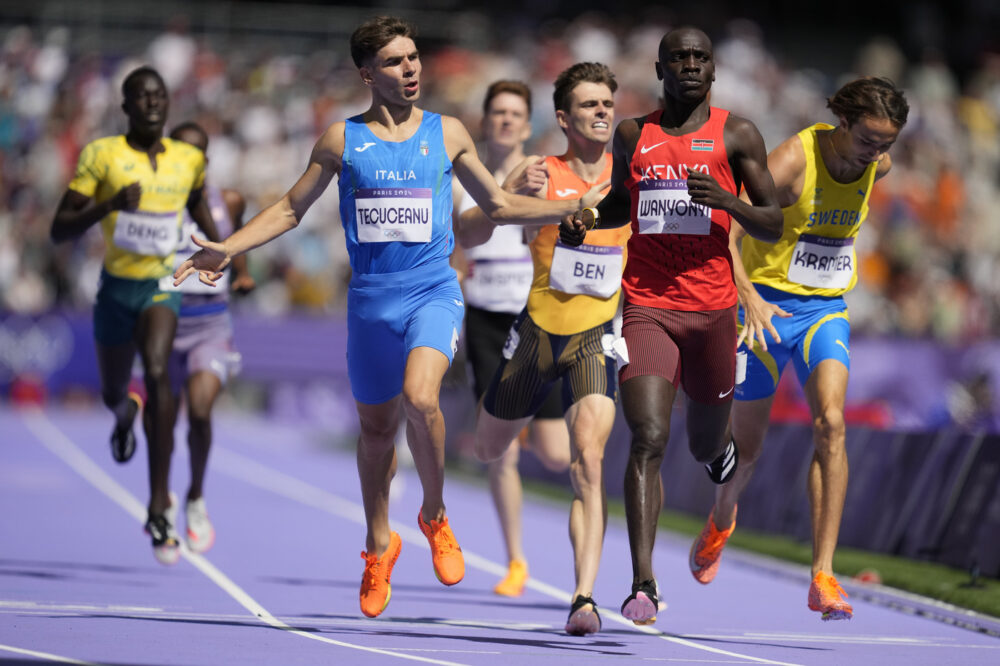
top-left (555, 188), bottom-right (578, 197)
top-left (453, 299), bottom-right (464, 307)
top-left (639, 140), bottom-right (669, 155)
top-left (718, 386), bottom-right (734, 398)
top-left (354, 142), bottom-right (376, 153)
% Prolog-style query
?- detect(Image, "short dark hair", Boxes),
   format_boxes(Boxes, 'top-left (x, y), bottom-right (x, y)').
top-left (827, 77), bottom-right (909, 129)
top-left (169, 121), bottom-right (209, 151)
top-left (121, 66), bottom-right (165, 98)
top-left (350, 16), bottom-right (416, 68)
top-left (552, 62), bottom-right (617, 113)
top-left (483, 80), bottom-right (532, 115)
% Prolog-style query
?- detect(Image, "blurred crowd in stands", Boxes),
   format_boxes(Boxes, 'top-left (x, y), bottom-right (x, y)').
top-left (1, 10), bottom-right (998, 343)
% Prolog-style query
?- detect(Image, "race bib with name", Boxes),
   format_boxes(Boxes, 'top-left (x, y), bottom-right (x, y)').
top-left (636, 179), bottom-right (711, 235)
top-left (112, 210), bottom-right (180, 257)
top-left (465, 257), bottom-right (533, 312)
top-left (549, 241), bottom-right (623, 299)
top-left (787, 234), bottom-right (855, 289)
top-left (356, 187), bottom-right (432, 243)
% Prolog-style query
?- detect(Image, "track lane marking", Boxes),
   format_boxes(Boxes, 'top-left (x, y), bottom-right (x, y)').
top-left (22, 409), bottom-right (467, 666)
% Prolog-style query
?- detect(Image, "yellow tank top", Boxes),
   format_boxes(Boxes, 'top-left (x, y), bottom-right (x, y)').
top-left (68, 135), bottom-right (206, 280)
top-left (526, 154), bottom-right (629, 335)
top-left (741, 123), bottom-right (877, 296)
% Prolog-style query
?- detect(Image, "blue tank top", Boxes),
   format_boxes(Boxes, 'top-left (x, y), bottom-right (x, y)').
top-left (339, 111), bottom-right (454, 275)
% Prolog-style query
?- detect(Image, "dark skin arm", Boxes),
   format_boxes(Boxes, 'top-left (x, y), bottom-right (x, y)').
top-left (558, 118), bottom-right (638, 245)
top-left (187, 187), bottom-right (221, 244)
top-left (51, 182), bottom-right (141, 243)
top-left (222, 188), bottom-right (255, 294)
top-left (688, 114), bottom-right (781, 242)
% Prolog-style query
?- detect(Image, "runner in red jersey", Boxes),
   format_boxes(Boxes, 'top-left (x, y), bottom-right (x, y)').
top-left (560, 26), bottom-right (783, 625)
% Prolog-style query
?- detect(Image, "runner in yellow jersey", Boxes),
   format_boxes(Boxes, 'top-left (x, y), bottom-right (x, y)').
top-left (687, 77), bottom-right (909, 620)
top-left (469, 62), bottom-right (627, 636)
top-left (51, 66), bottom-right (220, 565)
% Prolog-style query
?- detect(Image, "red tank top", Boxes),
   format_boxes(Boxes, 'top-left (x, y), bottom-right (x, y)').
top-left (623, 107), bottom-right (737, 310)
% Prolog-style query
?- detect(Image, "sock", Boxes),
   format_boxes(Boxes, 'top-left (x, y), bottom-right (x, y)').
top-left (704, 440), bottom-right (738, 484)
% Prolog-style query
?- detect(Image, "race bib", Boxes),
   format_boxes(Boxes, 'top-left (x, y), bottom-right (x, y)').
top-left (112, 210), bottom-right (180, 256)
top-left (356, 187), bottom-right (432, 243)
top-left (549, 240), bottom-right (623, 299)
top-left (636, 179), bottom-right (711, 235)
top-left (787, 234), bottom-right (855, 289)
top-left (464, 258), bottom-right (533, 312)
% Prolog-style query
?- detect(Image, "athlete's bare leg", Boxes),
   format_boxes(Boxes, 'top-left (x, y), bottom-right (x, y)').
top-left (96, 340), bottom-right (137, 419)
top-left (135, 306), bottom-right (178, 516)
top-left (185, 370), bottom-right (223, 501)
top-left (803, 359), bottom-right (849, 577)
top-left (401, 346), bottom-right (453, 524)
top-left (565, 394), bottom-right (614, 598)
top-left (488, 418), bottom-right (569, 566)
top-left (488, 441), bottom-right (525, 562)
top-left (356, 395), bottom-right (402, 556)
top-left (621, 375), bottom-right (677, 583)
top-left (474, 407), bottom-right (531, 462)
top-left (714, 395), bottom-right (775, 528)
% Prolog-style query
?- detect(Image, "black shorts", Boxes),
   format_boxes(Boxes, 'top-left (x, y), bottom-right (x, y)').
top-left (482, 309), bottom-right (617, 420)
top-left (465, 304), bottom-right (563, 420)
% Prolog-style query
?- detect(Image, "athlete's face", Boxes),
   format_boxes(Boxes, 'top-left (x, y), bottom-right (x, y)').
top-left (557, 81), bottom-right (614, 147)
top-left (656, 30), bottom-right (715, 103)
top-left (361, 36), bottom-right (421, 104)
top-left (123, 74), bottom-right (169, 134)
top-left (481, 92), bottom-right (531, 150)
top-left (841, 115), bottom-right (901, 167)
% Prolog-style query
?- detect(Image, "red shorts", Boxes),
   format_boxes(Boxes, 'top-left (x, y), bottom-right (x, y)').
top-left (617, 302), bottom-right (738, 404)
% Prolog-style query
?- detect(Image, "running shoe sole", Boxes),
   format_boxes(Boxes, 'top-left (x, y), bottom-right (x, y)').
top-left (621, 592), bottom-right (657, 625)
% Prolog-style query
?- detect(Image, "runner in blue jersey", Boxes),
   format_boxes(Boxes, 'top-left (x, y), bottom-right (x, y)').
top-left (173, 15), bottom-right (603, 618)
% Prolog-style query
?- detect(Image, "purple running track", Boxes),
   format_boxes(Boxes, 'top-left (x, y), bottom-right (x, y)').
top-left (1, 406), bottom-right (998, 666)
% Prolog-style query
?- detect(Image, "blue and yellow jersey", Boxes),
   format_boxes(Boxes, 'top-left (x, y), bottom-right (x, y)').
top-left (741, 123), bottom-right (877, 297)
top-left (68, 135), bottom-right (206, 280)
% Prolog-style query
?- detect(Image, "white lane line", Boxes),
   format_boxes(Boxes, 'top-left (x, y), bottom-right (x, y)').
top-left (22, 409), bottom-right (467, 666)
top-left (214, 446), bottom-right (803, 666)
top-left (0, 642), bottom-right (100, 665)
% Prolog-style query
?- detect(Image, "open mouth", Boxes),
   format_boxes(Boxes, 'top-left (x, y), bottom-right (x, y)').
top-left (592, 121), bottom-right (609, 130)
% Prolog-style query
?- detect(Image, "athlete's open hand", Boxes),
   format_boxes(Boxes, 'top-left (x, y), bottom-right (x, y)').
top-left (737, 289), bottom-right (792, 352)
top-left (173, 235), bottom-right (230, 288)
top-left (581, 180), bottom-right (611, 209)
top-left (687, 170), bottom-right (736, 210)
top-left (111, 182), bottom-right (142, 211)
top-left (503, 156), bottom-right (548, 196)
top-left (559, 212), bottom-right (588, 247)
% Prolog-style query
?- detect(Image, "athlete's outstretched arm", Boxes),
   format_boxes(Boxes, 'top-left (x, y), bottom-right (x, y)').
top-left (455, 155), bottom-right (549, 249)
top-left (174, 123), bottom-right (344, 286)
top-left (445, 117), bottom-right (594, 229)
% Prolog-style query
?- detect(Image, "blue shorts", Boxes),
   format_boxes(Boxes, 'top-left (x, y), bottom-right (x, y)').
top-left (347, 258), bottom-right (465, 405)
top-left (735, 284), bottom-right (850, 401)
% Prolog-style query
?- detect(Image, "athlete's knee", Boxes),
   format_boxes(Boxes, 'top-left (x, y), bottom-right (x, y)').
top-left (570, 443), bottom-right (605, 487)
top-left (813, 408), bottom-right (846, 449)
top-left (401, 382), bottom-right (441, 420)
top-left (629, 419), bottom-right (670, 462)
top-left (141, 356), bottom-right (171, 387)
